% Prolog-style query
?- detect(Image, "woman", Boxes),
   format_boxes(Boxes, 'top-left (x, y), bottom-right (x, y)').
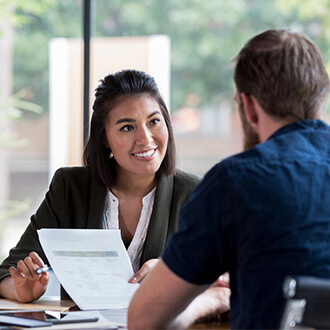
top-left (0, 69), bottom-right (201, 303)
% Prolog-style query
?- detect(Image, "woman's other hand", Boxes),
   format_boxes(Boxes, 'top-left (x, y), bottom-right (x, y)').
top-left (128, 258), bottom-right (159, 283)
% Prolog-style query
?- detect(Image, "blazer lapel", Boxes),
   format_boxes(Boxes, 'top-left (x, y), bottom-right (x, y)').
top-left (141, 174), bottom-right (174, 264)
top-left (86, 176), bottom-right (107, 229)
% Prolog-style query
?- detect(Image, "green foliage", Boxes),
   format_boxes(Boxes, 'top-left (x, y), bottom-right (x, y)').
top-left (0, 0), bottom-right (55, 32)
top-left (11, 0), bottom-right (81, 115)
top-left (0, 0), bottom-right (47, 226)
top-left (0, 198), bottom-right (31, 227)
top-left (9, 0), bottom-right (330, 114)
top-left (92, 0), bottom-right (330, 112)
top-left (0, 90), bottom-right (42, 149)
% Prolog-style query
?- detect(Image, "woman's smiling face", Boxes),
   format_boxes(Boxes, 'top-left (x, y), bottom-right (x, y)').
top-left (105, 94), bottom-right (169, 180)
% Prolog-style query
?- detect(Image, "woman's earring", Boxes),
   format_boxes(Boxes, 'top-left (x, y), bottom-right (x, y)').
top-left (109, 151), bottom-right (113, 159)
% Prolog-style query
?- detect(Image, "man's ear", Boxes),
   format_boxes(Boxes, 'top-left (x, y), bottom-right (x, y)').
top-left (240, 93), bottom-right (259, 129)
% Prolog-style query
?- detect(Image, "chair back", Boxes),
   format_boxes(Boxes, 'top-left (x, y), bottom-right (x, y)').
top-left (280, 276), bottom-right (330, 329)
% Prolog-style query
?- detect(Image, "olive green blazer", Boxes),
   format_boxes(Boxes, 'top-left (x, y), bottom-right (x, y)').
top-left (0, 167), bottom-right (201, 283)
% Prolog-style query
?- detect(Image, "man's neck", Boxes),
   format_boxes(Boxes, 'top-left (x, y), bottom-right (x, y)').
top-left (258, 115), bottom-right (302, 143)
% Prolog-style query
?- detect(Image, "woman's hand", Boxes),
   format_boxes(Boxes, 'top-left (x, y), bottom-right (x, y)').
top-left (4, 251), bottom-right (50, 302)
top-left (128, 258), bottom-right (159, 283)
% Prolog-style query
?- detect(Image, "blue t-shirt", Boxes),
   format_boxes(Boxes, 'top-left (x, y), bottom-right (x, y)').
top-left (162, 120), bottom-right (330, 329)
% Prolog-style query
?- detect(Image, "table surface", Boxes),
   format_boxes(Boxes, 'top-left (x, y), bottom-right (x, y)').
top-left (0, 296), bottom-right (231, 329)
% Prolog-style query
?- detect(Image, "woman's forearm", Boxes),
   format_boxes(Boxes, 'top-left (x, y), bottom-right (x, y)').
top-left (0, 276), bottom-right (18, 300)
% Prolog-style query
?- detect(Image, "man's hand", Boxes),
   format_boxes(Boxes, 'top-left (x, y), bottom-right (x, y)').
top-left (187, 280), bottom-right (231, 324)
top-left (215, 272), bottom-right (230, 288)
top-left (169, 273), bottom-right (230, 328)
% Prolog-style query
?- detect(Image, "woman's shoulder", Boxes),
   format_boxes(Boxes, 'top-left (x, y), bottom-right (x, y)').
top-left (52, 166), bottom-right (92, 184)
top-left (173, 169), bottom-right (202, 188)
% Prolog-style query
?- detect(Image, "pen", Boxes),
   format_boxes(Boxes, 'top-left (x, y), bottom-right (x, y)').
top-left (36, 265), bottom-right (52, 274)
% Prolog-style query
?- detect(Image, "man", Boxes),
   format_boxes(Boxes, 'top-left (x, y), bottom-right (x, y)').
top-left (127, 29), bottom-right (330, 329)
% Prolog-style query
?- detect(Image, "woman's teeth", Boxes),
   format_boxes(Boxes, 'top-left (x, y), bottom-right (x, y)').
top-left (134, 149), bottom-right (155, 158)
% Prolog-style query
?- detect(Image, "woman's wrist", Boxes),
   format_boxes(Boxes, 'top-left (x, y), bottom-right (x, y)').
top-left (0, 276), bottom-right (13, 299)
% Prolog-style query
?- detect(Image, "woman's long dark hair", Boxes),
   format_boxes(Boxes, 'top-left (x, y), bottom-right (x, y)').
top-left (83, 69), bottom-right (176, 187)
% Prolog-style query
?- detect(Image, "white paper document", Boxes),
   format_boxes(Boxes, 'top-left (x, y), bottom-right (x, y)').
top-left (38, 229), bottom-right (139, 310)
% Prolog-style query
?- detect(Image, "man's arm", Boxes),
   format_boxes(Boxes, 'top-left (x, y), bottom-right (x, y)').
top-left (128, 258), bottom-right (207, 329)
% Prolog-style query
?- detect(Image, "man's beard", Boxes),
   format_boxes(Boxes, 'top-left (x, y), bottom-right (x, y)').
top-left (238, 102), bottom-right (260, 151)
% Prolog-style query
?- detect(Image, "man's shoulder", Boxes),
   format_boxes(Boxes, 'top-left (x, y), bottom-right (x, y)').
top-left (199, 147), bottom-right (273, 190)
top-left (206, 119), bottom-right (330, 187)
top-left (209, 149), bottom-right (256, 173)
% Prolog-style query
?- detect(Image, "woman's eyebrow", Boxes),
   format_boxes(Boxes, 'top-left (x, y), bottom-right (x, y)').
top-left (115, 111), bottom-right (161, 125)
top-left (115, 118), bottom-right (135, 125)
top-left (147, 110), bottom-right (161, 118)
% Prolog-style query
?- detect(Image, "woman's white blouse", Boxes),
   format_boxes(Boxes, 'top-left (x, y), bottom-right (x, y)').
top-left (103, 188), bottom-right (156, 273)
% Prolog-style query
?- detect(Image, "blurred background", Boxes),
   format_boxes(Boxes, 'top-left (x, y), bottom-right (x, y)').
top-left (1, 0), bottom-right (330, 259)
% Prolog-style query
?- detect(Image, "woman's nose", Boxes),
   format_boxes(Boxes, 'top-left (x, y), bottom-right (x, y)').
top-left (135, 126), bottom-right (152, 145)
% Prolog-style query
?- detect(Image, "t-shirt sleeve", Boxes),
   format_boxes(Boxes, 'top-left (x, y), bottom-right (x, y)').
top-left (162, 167), bottom-right (231, 285)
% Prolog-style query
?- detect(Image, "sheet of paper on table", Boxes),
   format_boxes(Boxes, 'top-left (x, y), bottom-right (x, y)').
top-left (38, 229), bottom-right (139, 311)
